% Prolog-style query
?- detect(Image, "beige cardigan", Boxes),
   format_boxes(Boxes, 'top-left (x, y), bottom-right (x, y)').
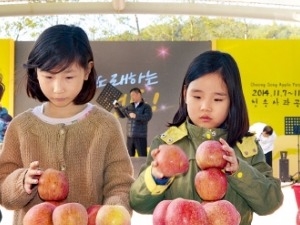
top-left (0, 106), bottom-right (134, 225)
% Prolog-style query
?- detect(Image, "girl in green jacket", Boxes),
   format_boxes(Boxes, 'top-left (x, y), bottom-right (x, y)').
top-left (130, 50), bottom-right (283, 225)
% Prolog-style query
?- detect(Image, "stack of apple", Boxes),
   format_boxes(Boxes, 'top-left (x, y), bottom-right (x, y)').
top-left (152, 141), bottom-right (241, 225)
top-left (23, 168), bottom-right (131, 225)
top-left (195, 140), bottom-right (241, 225)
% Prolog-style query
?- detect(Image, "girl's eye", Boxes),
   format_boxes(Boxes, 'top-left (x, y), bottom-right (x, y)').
top-left (193, 96), bottom-right (201, 99)
top-left (215, 98), bottom-right (223, 102)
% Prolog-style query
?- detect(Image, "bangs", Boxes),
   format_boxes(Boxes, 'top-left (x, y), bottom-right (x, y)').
top-left (38, 45), bottom-right (84, 74)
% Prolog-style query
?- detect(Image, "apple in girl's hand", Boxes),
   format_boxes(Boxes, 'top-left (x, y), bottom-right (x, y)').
top-left (38, 168), bottom-right (69, 201)
top-left (155, 144), bottom-right (189, 177)
top-left (23, 202), bottom-right (56, 225)
top-left (95, 205), bottom-right (131, 225)
top-left (52, 202), bottom-right (88, 225)
top-left (152, 200), bottom-right (172, 225)
top-left (202, 200), bottom-right (241, 225)
top-left (194, 168), bottom-right (227, 201)
top-left (165, 198), bottom-right (209, 225)
top-left (196, 140), bottom-right (227, 169)
top-left (87, 204), bottom-right (102, 225)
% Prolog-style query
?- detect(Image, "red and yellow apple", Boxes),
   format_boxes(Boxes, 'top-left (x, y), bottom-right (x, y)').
top-left (38, 168), bottom-right (69, 201)
top-left (165, 198), bottom-right (208, 225)
top-left (194, 168), bottom-right (227, 201)
top-left (95, 205), bottom-right (131, 225)
top-left (23, 202), bottom-right (56, 225)
top-left (196, 140), bottom-right (227, 170)
top-left (52, 202), bottom-right (88, 225)
top-left (155, 144), bottom-right (189, 177)
top-left (202, 200), bottom-right (241, 225)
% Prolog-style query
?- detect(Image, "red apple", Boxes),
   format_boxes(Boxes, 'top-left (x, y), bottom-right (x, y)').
top-left (194, 168), bottom-right (227, 201)
top-left (165, 198), bottom-right (209, 225)
top-left (153, 200), bottom-right (172, 225)
top-left (155, 144), bottom-right (189, 177)
top-left (87, 204), bottom-right (102, 225)
top-left (23, 202), bottom-right (56, 225)
top-left (38, 168), bottom-right (69, 201)
top-left (95, 205), bottom-right (131, 225)
top-left (196, 140), bottom-right (227, 170)
top-left (52, 202), bottom-right (88, 225)
top-left (202, 200), bottom-right (241, 225)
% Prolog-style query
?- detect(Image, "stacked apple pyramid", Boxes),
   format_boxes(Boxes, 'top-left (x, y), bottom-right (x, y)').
top-left (195, 140), bottom-right (241, 225)
top-left (152, 140), bottom-right (241, 225)
top-left (23, 168), bottom-right (130, 225)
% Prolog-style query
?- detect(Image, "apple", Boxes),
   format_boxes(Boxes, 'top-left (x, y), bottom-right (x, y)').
top-left (152, 200), bottom-right (172, 225)
top-left (38, 168), bottom-right (69, 201)
top-left (165, 198), bottom-right (208, 225)
top-left (52, 202), bottom-right (88, 225)
top-left (87, 204), bottom-right (102, 225)
top-left (95, 205), bottom-right (131, 225)
top-left (196, 140), bottom-right (227, 170)
top-left (202, 200), bottom-right (241, 225)
top-left (194, 168), bottom-right (227, 201)
top-left (155, 144), bottom-right (189, 177)
top-left (23, 202), bottom-right (56, 225)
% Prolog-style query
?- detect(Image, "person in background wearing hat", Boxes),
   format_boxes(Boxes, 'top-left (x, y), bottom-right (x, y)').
top-left (114, 87), bottom-right (152, 157)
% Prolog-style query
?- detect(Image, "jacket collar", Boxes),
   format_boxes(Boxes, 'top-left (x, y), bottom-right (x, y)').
top-left (160, 118), bottom-right (227, 145)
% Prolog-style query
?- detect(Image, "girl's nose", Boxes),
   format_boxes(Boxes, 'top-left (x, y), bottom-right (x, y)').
top-left (200, 100), bottom-right (212, 111)
top-left (53, 80), bottom-right (65, 94)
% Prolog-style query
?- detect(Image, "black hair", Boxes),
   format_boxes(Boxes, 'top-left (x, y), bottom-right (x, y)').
top-left (169, 50), bottom-right (250, 145)
top-left (0, 73), bottom-right (4, 101)
top-left (130, 87), bottom-right (142, 94)
top-left (24, 24), bottom-right (96, 104)
top-left (263, 125), bottom-right (273, 135)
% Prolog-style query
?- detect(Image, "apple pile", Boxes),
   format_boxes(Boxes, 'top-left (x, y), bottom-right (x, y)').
top-left (152, 140), bottom-right (241, 225)
top-left (195, 140), bottom-right (228, 201)
top-left (24, 168), bottom-right (131, 225)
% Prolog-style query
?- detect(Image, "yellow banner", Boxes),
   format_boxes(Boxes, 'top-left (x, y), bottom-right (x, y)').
top-left (213, 40), bottom-right (300, 178)
top-left (0, 39), bottom-right (14, 116)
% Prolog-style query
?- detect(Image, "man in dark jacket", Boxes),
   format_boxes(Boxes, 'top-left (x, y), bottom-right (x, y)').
top-left (114, 87), bottom-right (152, 156)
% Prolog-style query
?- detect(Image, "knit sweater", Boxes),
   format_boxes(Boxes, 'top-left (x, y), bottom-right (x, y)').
top-left (0, 106), bottom-right (134, 225)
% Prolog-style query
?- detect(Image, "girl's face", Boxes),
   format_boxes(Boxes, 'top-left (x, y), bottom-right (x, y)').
top-left (37, 62), bottom-right (92, 109)
top-left (184, 72), bottom-right (230, 129)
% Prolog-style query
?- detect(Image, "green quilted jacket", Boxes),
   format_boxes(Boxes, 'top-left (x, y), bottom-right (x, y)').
top-left (130, 120), bottom-right (283, 225)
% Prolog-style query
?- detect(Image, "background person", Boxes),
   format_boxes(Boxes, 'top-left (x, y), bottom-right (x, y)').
top-left (249, 122), bottom-right (276, 167)
top-left (0, 24), bottom-right (134, 225)
top-left (0, 78), bottom-right (13, 147)
top-left (114, 87), bottom-right (152, 157)
top-left (129, 50), bottom-right (283, 225)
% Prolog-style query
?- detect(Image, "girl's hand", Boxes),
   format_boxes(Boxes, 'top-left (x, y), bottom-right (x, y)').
top-left (150, 148), bottom-right (165, 179)
top-left (219, 138), bottom-right (239, 174)
top-left (23, 161), bottom-right (43, 194)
